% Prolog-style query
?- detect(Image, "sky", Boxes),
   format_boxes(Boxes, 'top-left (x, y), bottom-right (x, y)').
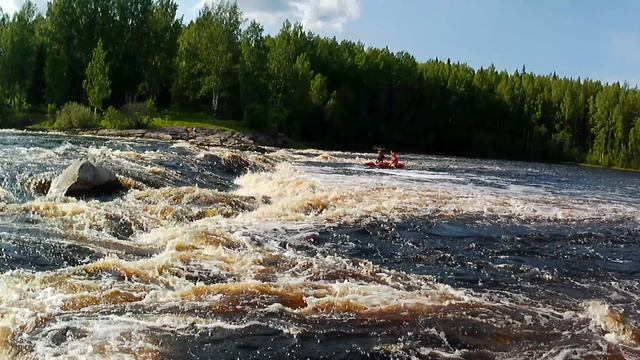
top-left (2, 0), bottom-right (640, 86)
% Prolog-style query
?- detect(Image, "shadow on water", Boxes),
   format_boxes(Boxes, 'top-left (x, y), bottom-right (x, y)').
top-left (155, 317), bottom-right (504, 360)
top-left (0, 221), bottom-right (100, 272)
top-left (158, 323), bottom-right (391, 360)
top-left (310, 219), bottom-right (640, 301)
top-left (0, 132), bottom-right (240, 202)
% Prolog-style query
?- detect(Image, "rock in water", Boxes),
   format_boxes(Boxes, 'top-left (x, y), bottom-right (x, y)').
top-left (28, 176), bottom-right (52, 196)
top-left (48, 160), bottom-right (124, 198)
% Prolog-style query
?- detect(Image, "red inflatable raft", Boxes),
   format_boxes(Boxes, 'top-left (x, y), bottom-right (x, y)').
top-left (364, 161), bottom-right (405, 169)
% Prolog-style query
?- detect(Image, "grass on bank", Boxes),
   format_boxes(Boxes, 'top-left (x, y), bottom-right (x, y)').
top-left (27, 121), bottom-right (54, 131)
top-left (19, 107), bottom-right (317, 148)
top-left (148, 112), bottom-right (251, 133)
top-left (25, 111), bottom-right (252, 133)
top-left (153, 112), bottom-right (312, 148)
top-left (577, 162), bottom-right (640, 173)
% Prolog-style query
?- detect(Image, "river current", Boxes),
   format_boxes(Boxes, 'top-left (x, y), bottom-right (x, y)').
top-left (0, 129), bottom-right (638, 359)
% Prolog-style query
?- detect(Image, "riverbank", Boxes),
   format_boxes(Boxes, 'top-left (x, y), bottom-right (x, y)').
top-left (69, 127), bottom-right (290, 152)
top-left (576, 162), bottom-right (640, 173)
top-left (11, 111), bottom-right (640, 173)
top-left (23, 111), bottom-right (292, 152)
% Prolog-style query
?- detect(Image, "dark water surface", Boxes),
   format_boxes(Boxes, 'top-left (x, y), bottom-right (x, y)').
top-left (0, 130), bottom-right (638, 359)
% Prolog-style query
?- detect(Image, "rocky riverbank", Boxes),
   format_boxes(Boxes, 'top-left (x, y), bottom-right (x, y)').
top-left (71, 127), bottom-right (291, 152)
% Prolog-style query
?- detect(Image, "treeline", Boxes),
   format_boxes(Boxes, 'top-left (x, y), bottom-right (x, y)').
top-left (1, 1), bottom-right (640, 168)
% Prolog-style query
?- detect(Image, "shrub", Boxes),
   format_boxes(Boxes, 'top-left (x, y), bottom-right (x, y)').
top-left (245, 103), bottom-right (268, 131)
top-left (121, 100), bottom-right (155, 118)
top-left (246, 103), bottom-right (286, 133)
top-left (147, 115), bottom-right (170, 127)
top-left (116, 100), bottom-right (156, 129)
top-left (100, 106), bottom-right (137, 130)
top-left (46, 104), bottom-right (58, 122)
top-left (267, 105), bottom-right (288, 133)
top-left (146, 99), bottom-right (157, 115)
top-left (53, 102), bottom-right (96, 130)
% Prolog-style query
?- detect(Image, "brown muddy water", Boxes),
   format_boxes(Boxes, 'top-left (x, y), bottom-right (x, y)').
top-left (0, 130), bottom-right (639, 359)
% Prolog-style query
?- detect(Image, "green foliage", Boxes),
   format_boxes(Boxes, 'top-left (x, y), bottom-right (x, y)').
top-left (53, 102), bottom-right (95, 129)
top-left (147, 112), bottom-right (250, 132)
top-left (245, 103), bottom-right (268, 131)
top-left (139, 0), bottom-right (182, 101)
top-left (100, 107), bottom-right (136, 130)
top-left (245, 103), bottom-right (286, 133)
top-left (173, 1), bottom-right (241, 116)
top-left (83, 39), bottom-right (111, 112)
top-left (46, 103), bottom-right (57, 121)
top-left (0, 1), bottom-right (38, 110)
top-left (629, 120), bottom-right (640, 168)
top-left (121, 100), bottom-right (156, 119)
top-left (100, 100), bottom-right (157, 129)
top-left (44, 0), bottom-right (181, 105)
top-left (0, 0), bottom-right (639, 169)
top-left (266, 21), bottom-right (309, 109)
top-left (310, 74), bottom-right (328, 106)
top-left (239, 21), bottom-right (269, 116)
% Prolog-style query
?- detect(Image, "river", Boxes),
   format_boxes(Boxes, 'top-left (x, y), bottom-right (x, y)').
top-left (0, 130), bottom-right (638, 359)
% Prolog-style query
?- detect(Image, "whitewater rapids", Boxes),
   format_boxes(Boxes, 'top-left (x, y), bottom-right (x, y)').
top-left (0, 130), bottom-right (638, 359)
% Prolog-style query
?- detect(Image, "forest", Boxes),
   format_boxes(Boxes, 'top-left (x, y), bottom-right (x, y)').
top-left (1, 0), bottom-right (640, 169)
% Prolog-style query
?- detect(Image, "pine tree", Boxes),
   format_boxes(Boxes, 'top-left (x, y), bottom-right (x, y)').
top-left (83, 39), bottom-right (111, 113)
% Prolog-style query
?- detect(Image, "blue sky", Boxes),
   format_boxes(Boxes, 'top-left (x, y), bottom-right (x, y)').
top-left (180, 0), bottom-right (640, 86)
top-left (3, 0), bottom-right (640, 85)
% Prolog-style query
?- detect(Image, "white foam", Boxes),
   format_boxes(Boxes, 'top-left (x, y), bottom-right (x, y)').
top-left (1, 135), bottom-right (638, 358)
top-left (234, 163), bottom-right (640, 224)
top-left (0, 129), bottom-right (65, 135)
top-left (583, 300), bottom-right (639, 346)
top-left (0, 187), bottom-right (9, 202)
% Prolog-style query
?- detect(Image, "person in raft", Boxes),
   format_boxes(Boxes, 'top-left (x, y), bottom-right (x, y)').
top-left (375, 149), bottom-right (385, 164)
top-left (389, 151), bottom-right (400, 168)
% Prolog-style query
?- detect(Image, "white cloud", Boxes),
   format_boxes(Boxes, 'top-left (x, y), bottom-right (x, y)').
top-left (195, 0), bottom-right (361, 33)
top-left (0, 0), bottom-right (20, 14)
top-left (237, 0), bottom-right (291, 26)
top-left (3, 0), bottom-right (361, 33)
top-left (0, 0), bottom-right (45, 14)
top-left (292, 0), bottom-right (360, 32)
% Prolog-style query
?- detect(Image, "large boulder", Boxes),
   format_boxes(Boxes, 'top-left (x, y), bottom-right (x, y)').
top-left (48, 160), bottom-right (125, 198)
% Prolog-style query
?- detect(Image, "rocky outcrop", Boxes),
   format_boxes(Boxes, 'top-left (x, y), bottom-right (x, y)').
top-left (28, 177), bottom-right (52, 196)
top-left (117, 176), bottom-right (148, 191)
top-left (48, 160), bottom-right (125, 198)
top-left (74, 127), bottom-right (290, 151)
top-left (198, 153), bottom-right (258, 175)
top-left (248, 132), bottom-right (290, 148)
